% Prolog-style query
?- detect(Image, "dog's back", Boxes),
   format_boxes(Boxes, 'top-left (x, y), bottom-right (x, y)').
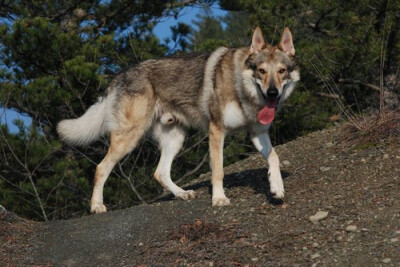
top-left (112, 53), bottom-right (211, 129)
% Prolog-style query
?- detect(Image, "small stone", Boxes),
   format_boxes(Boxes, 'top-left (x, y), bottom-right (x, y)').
top-left (312, 242), bottom-right (319, 248)
top-left (303, 246), bottom-right (308, 251)
top-left (280, 203), bottom-right (288, 209)
top-left (0, 205), bottom-right (6, 220)
top-left (326, 142), bottom-right (334, 148)
top-left (319, 166), bottom-right (331, 172)
top-left (383, 154), bottom-right (389, 159)
top-left (382, 258), bottom-right (391, 263)
top-left (311, 253), bottom-right (320, 260)
top-left (251, 257), bottom-right (259, 262)
top-left (138, 242), bottom-right (143, 246)
top-left (346, 225), bottom-right (357, 232)
top-left (389, 237), bottom-right (398, 243)
top-left (209, 262), bottom-right (214, 267)
top-left (309, 211), bottom-right (329, 222)
top-left (282, 160), bottom-right (290, 166)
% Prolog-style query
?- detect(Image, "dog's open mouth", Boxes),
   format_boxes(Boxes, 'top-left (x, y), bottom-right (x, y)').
top-left (257, 97), bottom-right (279, 125)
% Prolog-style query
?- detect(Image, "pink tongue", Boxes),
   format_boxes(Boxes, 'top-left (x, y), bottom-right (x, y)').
top-left (257, 99), bottom-right (278, 125)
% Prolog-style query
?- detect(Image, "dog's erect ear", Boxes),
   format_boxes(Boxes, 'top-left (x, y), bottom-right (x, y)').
top-left (278, 27), bottom-right (295, 56)
top-left (250, 27), bottom-right (266, 54)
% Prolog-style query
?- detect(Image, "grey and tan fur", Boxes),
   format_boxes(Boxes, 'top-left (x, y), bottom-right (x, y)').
top-left (57, 27), bottom-right (300, 213)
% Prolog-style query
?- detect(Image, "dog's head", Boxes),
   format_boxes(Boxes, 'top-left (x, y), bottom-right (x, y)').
top-left (243, 27), bottom-right (300, 124)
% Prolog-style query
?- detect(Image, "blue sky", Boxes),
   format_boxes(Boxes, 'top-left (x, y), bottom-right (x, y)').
top-left (153, 4), bottom-right (227, 43)
top-left (1, 4), bottom-right (227, 133)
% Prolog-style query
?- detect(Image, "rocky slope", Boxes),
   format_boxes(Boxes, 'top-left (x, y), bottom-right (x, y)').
top-left (1, 125), bottom-right (399, 266)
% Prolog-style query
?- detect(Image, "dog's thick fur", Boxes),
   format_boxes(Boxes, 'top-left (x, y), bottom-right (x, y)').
top-left (57, 27), bottom-right (300, 213)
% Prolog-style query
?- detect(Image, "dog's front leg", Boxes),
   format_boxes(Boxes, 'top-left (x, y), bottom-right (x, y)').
top-left (209, 122), bottom-right (230, 206)
top-left (250, 130), bottom-right (284, 199)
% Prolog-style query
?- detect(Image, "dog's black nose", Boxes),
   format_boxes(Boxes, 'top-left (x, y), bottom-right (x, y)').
top-left (267, 87), bottom-right (279, 98)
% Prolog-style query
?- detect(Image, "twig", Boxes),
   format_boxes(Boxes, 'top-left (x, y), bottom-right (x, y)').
top-left (118, 162), bottom-right (147, 204)
top-left (0, 126), bottom-right (48, 221)
top-left (177, 134), bottom-right (207, 158)
top-left (337, 79), bottom-right (385, 92)
top-left (175, 151), bottom-right (208, 184)
top-left (314, 92), bottom-right (341, 99)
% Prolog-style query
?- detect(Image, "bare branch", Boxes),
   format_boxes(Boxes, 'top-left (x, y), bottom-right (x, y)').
top-left (117, 162), bottom-right (147, 204)
top-left (177, 134), bottom-right (207, 158)
top-left (314, 92), bottom-right (341, 99)
top-left (337, 78), bottom-right (384, 92)
top-left (175, 151), bottom-right (208, 184)
top-left (0, 125), bottom-right (48, 221)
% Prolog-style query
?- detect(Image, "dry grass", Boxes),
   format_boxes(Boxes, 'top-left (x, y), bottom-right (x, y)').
top-left (0, 211), bottom-right (38, 265)
top-left (340, 110), bottom-right (400, 148)
top-left (136, 219), bottom-right (253, 266)
top-left (308, 35), bottom-right (399, 150)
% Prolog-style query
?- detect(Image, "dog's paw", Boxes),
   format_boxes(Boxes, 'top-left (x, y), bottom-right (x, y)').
top-left (175, 190), bottom-right (196, 200)
top-left (212, 197), bottom-right (231, 207)
top-left (90, 202), bottom-right (107, 214)
top-left (270, 185), bottom-right (285, 199)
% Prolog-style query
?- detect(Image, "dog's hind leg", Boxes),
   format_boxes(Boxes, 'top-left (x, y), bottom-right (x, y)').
top-left (153, 124), bottom-right (196, 200)
top-left (91, 92), bottom-right (153, 214)
top-left (90, 128), bottom-right (146, 214)
top-left (250, 126), bottom-right (284, 199)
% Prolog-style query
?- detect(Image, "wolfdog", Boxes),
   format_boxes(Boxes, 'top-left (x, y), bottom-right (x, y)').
top-left (57, 27), bottom-right (300, 213)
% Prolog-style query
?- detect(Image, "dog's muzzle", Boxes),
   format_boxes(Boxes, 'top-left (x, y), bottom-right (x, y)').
top-left (255, 83), bottom-right (280, 109)
top-left (266, 87), bottom-right (279, 98)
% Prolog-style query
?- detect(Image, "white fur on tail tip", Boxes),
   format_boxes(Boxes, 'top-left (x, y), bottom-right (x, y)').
top-left (57, 96), bottom-right (111, 146)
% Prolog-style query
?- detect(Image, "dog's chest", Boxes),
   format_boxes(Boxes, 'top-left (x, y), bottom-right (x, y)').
top-left (223, 102), bottom-right (246, 129)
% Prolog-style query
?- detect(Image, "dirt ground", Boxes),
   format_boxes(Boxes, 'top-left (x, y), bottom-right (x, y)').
top-left (1, 125), bottom-right (400, 266)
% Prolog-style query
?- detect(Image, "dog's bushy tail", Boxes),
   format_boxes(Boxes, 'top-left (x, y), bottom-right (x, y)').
top-left (57, 96), bottom-right (112, 146)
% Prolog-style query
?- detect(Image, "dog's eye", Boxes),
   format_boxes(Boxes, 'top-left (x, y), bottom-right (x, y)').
top-left (278, 68), bottom-right (286, 74)
top-left (258, 69), bottom-right (266, 74)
